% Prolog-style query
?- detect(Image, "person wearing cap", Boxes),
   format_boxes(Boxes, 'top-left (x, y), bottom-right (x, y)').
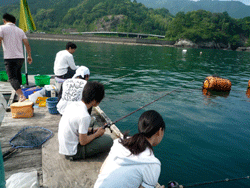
top-left (54, 42), bottom-right (79, 79)
top-left (57, 66), bottom-right (90, 115)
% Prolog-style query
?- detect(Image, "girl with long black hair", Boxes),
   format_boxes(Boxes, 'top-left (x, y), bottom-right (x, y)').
top-left (94, 110), bottom-right (165, 188)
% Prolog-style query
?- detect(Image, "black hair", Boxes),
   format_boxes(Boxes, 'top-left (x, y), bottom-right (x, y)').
top-left (3, 13), bottom-right (16, 23)
top-left (120, 110), bottom-right (165, 155)
top-left (82, 81), bottom-right (105, 104)
top-left (66, 42), bottom-right (77, 50)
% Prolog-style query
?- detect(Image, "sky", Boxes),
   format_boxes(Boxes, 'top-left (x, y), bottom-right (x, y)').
top-left (191, 0), bottom-right (250, 5)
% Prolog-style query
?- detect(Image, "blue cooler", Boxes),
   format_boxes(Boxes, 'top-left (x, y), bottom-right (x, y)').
top-left (22, 87), bottom-right (42, 99)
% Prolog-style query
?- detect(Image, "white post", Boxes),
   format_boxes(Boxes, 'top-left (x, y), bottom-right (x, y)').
top-left (24, 46), bottom-right (29, 85)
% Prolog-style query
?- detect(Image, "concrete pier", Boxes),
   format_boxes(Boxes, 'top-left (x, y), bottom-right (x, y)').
top-left (0, 75), bottom-right (122, 187)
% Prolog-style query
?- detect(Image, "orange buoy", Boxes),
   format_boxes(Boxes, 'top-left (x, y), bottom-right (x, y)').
top-left (203, 76), bottom-right (231, 91)
top-left (202, 89), bottom-right (211, 96)
top-left (246, 88), bottom-right (250, 98)
top-left (202, 88), bottom-right (230, 98)
top-left (248, 80), bottom-right (250, 88)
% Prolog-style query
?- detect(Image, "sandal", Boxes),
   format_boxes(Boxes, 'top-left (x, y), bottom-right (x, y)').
top-left (18, 95), bottom-right (26, 102)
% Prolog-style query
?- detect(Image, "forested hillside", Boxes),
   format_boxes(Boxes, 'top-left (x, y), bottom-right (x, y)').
top-left (0, 0), bottom-right (250, 49)
top-left (165, 10), bottom-right (250, 49)
top-left (0, 0), bottom-right (173, 35)
top-left (137, 0), bottom-right (250, 19)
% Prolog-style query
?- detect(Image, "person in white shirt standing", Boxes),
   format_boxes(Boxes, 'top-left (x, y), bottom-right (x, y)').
top-left (54, 42), bottom-right (78, 79)
top-left (58, 81), bottom-right (113, 161)
top-left (0, 13), bottom-right (32, 102)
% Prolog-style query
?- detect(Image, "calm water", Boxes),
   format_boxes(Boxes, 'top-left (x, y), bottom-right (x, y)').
top-left (1, 40), bottom-right (250, 187)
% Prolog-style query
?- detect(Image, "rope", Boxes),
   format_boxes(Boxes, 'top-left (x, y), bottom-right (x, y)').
top-left (183, 176), bottom-right (250, 187)
top-left (103, 80), bottom-right (194, 129)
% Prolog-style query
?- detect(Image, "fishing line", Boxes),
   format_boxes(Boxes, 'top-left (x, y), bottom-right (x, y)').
top-left (102, 70), bottom-right (144, 85)
top-left (102, 80), bottom-right (195, 130)
top-left (182, 175), bottom-right (250, 187)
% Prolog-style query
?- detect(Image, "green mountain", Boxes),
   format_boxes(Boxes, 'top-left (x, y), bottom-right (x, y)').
top-left (0, 0), bottom-right (173, 35)
top-left (0, 0), bottom-right (249, 49)
top-left (137, 0), bottom-right (250, 19)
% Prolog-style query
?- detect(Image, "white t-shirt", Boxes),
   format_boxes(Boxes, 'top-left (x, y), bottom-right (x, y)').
top-left (54, 50), bottom-right (78, 76)
top-left (0, 23), bottom-right (27, 59)
top-left (58, 101), bottom-right (91, 156)
top-left (57, 78), bottom-right (87, 115)
top-left (94, 139), bottom-right (161, 188)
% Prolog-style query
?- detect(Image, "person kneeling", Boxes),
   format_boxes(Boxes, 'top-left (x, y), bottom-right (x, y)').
top-left (58, 81), bottom-right (113, 161)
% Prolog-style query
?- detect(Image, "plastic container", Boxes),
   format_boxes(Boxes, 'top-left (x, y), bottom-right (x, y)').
top-left (34, 75), bottom-right (51, 86)
top-left (36, 97), bottom-right (49, 104)
top-left (36, 97), bottom-right (49, 107)
top-left (44, 85), bottom-right (56, 97)
top-left (22, 87), bottom-right (42, 99)
top-left (21, 74), bottom-right (26, 85)
top-left (46, 97), bottom-right (59, 114)
top-left (0, 71), bottom-right (8, 81)
top-left (28, 92), bottom-right (43, 103)
top-left (10, 101), bottom-right (34, 118)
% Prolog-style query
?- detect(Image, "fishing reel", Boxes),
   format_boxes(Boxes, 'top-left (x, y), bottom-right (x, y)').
top-left (168, 181), bottom-right (181, 188)
top-left (102, 123), bottom-right (113, 133)
top-left (90, 122), bottom-right (113, 135)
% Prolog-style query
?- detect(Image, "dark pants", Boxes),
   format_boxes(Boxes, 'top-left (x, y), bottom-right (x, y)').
top-left (65, 134), bottom-right (113, 161)
top-left (4, 59), bottom-right (24, 91)
top-left (56, 67), bottom-right (76, 79)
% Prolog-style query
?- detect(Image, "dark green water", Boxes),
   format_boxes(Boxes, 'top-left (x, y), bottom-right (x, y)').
top-left (1, 40), bottom-right (250, 187)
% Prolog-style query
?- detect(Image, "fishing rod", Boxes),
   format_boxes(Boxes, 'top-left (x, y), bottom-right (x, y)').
top-left (173, 175), bottom-right (250, 188)
top-left (102, 79), bottom-right (194, 131)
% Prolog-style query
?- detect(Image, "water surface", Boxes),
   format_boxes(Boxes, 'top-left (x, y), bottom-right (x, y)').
top-left (1, 40), bottom-right (250, 187)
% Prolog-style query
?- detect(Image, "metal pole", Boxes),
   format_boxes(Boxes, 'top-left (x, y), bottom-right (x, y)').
top-left (24, 46), bottom-right (29, 85)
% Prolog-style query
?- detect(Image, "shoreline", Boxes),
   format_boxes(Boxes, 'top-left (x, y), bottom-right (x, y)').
top-left (27, 33), bottom-right (250, 52)
top-left (26, 33), bottom-right (177, 48)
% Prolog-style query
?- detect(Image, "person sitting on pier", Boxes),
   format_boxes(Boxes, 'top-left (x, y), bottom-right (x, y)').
top-left (58, 81), bottom-right (113, 161)
top-left (0, 13), bottom-right (32, 102)
top-left (54, 42), bottom-right (79, 79)
top-left (57, 66), bottom-right (90, 115)
top-left (94, 110), bottom-right (165, 188)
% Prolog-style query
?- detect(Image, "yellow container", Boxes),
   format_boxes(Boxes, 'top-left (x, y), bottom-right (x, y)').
top-left (36, 97), bottom-right (49, 107)
top-left (39, 101), bottom-right (47, 107)
top-left (10, 101), bottom-right (34, 118)
top-left (36, 97), bottom-right (49, 104)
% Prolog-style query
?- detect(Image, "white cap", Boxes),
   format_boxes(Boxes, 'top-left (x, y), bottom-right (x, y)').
top-left (73, 66), bottom-right (90, 79)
